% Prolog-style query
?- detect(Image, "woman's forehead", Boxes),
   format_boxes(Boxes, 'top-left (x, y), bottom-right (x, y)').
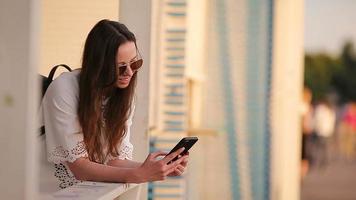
top-left (117, 41), bottom-right (137, 62)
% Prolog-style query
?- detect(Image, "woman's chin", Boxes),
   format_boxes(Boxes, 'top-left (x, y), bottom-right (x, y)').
top-left (116, 82), bottom-right (129, 88)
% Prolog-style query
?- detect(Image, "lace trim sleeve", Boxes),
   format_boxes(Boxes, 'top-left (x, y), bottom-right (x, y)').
top-left (105, 141), bottom-right (133, 164)
top-left (117, 141), bottom-right (133, 160)
top-left (48, 141), bottom-right (88, 164)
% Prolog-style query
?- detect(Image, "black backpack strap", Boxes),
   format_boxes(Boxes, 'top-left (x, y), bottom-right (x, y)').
top-left (48, 64), bottom-right (72, 81)
top-left (40, 126), bottom-right (45, 136)
top-left (42, 64), bottom-right (72, 98)
top-left (40, 64), bottom-right (72, 136)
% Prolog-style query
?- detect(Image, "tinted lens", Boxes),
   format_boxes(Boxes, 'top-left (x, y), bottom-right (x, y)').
top-left (130, 59), bottom-right (143, 71)
top-left (118, 65), bottom-right (127, 75)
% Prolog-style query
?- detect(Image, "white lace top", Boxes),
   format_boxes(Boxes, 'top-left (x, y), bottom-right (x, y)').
top-left (40, 70), bottom-right (134, 190)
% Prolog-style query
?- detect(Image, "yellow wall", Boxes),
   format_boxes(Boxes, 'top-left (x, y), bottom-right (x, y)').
top-left (40, 0), bottom-right (119, 75)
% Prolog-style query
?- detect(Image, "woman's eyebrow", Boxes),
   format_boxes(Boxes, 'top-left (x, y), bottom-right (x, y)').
top-left (118, 55), bottom-right (138, 65)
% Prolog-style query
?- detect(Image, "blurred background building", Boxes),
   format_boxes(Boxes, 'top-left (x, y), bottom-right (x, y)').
top-left (148, 0), bottom-right (302, 200)
top-left (3, 0), bottom-right (356, 200)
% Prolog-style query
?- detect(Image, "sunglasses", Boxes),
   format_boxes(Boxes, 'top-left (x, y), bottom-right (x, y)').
top-left (116, 58), bottom-right (143, 75)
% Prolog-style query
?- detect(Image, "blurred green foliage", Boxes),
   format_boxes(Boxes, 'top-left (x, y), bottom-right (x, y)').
top-left (304, 41), bottom-right (356, 103)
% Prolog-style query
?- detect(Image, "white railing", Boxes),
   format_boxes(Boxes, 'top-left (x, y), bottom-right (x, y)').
top-left (40, 182), bottom-right (140, 200)
top-left (38, 136), bottom-right (141, 200)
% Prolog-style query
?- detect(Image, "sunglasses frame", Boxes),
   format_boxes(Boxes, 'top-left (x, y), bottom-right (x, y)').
top-left (116, 51), bottom-right (143, 75)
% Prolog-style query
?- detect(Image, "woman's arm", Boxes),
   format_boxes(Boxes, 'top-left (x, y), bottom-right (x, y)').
top-left (107, 159), bottom-right (142, 168)
top-left (66, 148), bottom-right (187, 183)
top-left (66, 158), bottom-right (141, 183)
top-left (106, 153), bottom-right (190, 174)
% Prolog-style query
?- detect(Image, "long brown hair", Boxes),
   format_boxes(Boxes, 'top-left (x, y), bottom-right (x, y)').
top-left (78, 19), bottom-right (137, 163)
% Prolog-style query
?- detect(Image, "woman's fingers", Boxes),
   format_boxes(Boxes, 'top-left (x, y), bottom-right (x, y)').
top-left (173, 165), bottom-right (185, 176)
top-left (149, 151), bottom-right (168, 159)
top-left (177, 165), bottom-right (185, 172)
top-left (173, 168), bottom-right (183, 176)
top-left (165, 166), bottom-right (179, 176)
top-left (180, 157), bottom-right (189, 167)
top-left (167, 165), bottom-right (185, 176)
top-left (167, 155), bottom-right (188, 170)
top-left (162, 147), bottom-right (185, 164)
top-left (143, 149), bottom-right (189, 181)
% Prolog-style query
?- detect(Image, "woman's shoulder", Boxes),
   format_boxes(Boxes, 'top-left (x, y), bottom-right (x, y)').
top-left (43, 69), bottom-right (81, 105)
top-left (52, 69), bottom-right (80, 85)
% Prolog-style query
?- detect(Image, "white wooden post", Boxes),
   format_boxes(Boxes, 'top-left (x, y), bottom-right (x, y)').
top-left (270, 0), bottom-right (304, 200)
top-left (119, 1), bottom-right (152, 200)
top-left (0, 0), bottom-right (39, 199)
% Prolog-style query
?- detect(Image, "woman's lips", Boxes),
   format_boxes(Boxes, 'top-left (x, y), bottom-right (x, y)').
top-left (119, 77), bottom-right (130, 83)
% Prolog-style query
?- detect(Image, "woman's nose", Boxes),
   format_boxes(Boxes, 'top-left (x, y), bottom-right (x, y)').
top-left (124, 65), bottom-right (133, 76)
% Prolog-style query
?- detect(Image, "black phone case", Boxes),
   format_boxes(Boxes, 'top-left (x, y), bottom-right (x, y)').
top-left (167, 137), bottom-right (198, 163)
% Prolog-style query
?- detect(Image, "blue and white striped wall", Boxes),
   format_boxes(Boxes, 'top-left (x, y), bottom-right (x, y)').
top-left (149, 0), bottom-right (275, 199)
top-left (149, 0), bottom-right (188, 199)
top-left (198, 0), bottom-right (274, 199)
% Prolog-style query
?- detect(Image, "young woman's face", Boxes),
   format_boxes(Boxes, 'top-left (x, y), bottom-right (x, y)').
top-left (115, 41), bottom-right (138, 88)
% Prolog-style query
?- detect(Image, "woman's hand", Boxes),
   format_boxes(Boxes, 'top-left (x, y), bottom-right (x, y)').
top-left (167, 152), bottom-right (189, 177)
top-left (135, 148), bottom-right (188, 182)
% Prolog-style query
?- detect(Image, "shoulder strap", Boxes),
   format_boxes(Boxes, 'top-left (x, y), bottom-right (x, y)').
top-left (40, 64), bottom-right (72, 136)
top-left (47, 64), bottom-right (72, 81)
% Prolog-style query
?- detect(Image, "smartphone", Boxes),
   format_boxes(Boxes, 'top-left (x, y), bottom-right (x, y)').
top-left (166, 136), bottom-right (198, 163)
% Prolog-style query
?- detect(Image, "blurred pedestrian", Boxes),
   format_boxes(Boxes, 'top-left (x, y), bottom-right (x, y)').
top-left (313, 100), bottom-right (336, 168)
top-left (301, 87), bottom-right (314, 178)
top-left (338, 102), bottom-right (356, 161)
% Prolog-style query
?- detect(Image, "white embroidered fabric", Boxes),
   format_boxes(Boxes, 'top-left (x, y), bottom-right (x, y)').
top-left (105, 141), bottom-right (134, 164)
top-left (48, 141), bottom-right (88, 164)
top-left (50, 139), bottom-right (133, 189)
top-left (40, 70), bottom-right (135, 189)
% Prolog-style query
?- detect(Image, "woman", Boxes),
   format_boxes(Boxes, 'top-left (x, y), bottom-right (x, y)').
top-left (41, 19), bottom-right (189, 189)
